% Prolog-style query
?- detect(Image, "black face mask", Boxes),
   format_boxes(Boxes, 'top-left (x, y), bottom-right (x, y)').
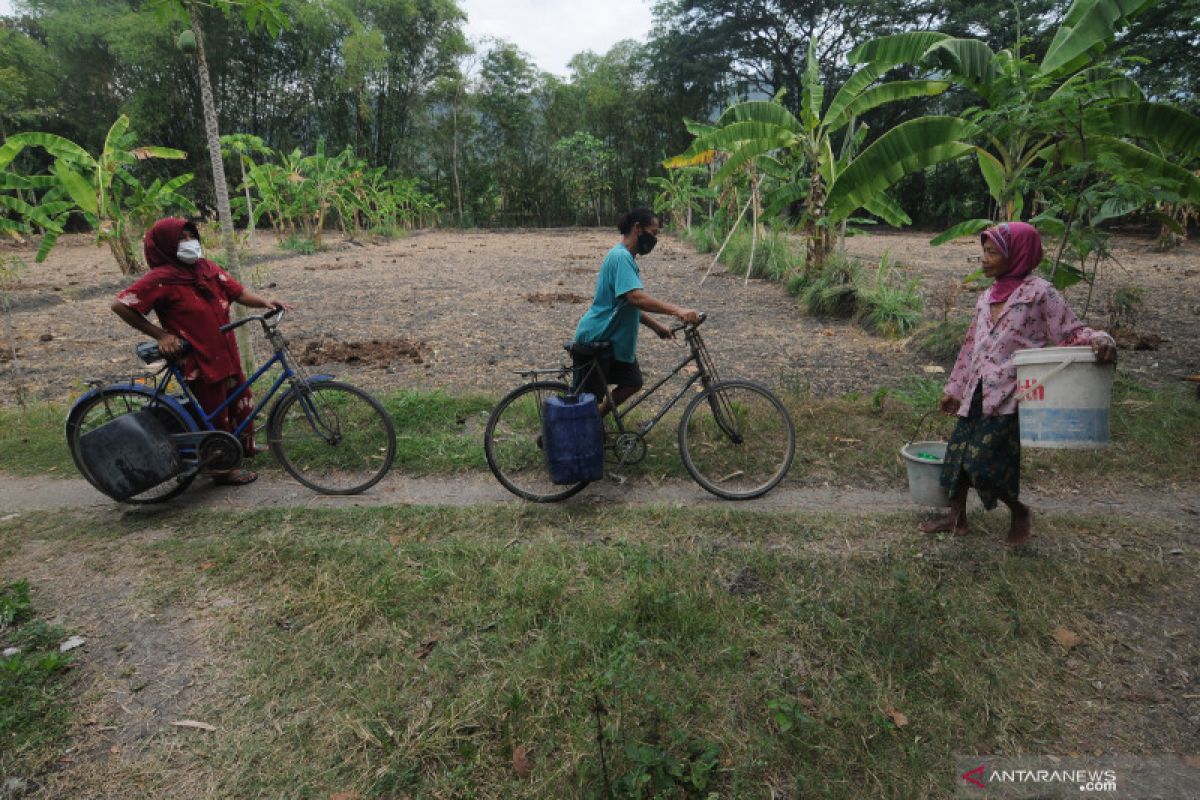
top-left (636, 232), bottom-right (658, 255)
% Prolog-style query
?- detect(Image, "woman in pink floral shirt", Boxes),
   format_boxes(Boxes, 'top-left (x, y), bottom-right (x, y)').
top-left (921, 222), bottom-right (1117, 545)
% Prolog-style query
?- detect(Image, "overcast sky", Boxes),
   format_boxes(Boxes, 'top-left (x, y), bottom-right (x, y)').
top-left (460, 0), bottom-right (653, 76)
top-left (0, 0), bottom-right (654, 78)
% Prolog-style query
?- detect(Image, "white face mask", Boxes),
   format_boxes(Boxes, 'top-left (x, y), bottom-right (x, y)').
top-left (177, 240), bottom-right (203, 264)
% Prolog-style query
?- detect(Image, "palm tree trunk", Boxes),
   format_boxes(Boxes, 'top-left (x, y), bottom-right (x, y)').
top-left (187, 1), bottom-right (253, 372)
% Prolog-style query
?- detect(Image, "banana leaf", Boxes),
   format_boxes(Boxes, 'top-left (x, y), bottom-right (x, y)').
top-left (6, 131), bottom-right (94, 166)
top-left (50, 160), bottom-right (98, 216)
top-left (1104, 102), bottom-right (1200, 157)
top-left (826, 81), bottom-right (950, 132)
top-left (847, 31), bottom-right (950, 69)
top-left (1039, 0), bottom-right (1157, 77)
top-left (929, 218), bottom-right (992, 246)
top-left (923, 38), bottom-right (999, 87)
top-left (862, 191), bottom-right (911, 227)
top-left (826, 117), bottom-right (979, 222)
top-left (715, 100), bottom-right (801, 133)
top-left (975, 148), bottom-right (1005, 202)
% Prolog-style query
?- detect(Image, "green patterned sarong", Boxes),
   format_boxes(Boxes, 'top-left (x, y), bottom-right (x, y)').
top-left (940, 385), bottom-right (1021, 510)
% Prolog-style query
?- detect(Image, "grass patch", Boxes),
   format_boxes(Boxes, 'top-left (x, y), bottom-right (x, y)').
top-left (908, 318), bottom-right (971, 365)
top-left (5, 506), bottom-right (1190, 797)
top-left (278, 234), bottom-right (318, 255)
top-left (3, 380), bottom-right (1198, 488)
top-left (0, 579), bottom-right (77, 779)
top-left (719, 227), bottom-right (798, 281)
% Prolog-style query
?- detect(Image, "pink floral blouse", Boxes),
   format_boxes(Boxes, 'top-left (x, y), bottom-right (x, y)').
top-left (944, 275), bottom-right (1113, 417)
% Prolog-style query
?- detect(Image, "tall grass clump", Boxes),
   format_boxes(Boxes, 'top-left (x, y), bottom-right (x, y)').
top-left (800, 255), bottom-right (859, 317)
top-left (909, 318), bottom-right (971, 364)
top-left (719, 227), bottom-right (797, 280)
top-left (681, 223), bottom-right (720, 254)
top-left (855, 253), bottom-right (923, 338)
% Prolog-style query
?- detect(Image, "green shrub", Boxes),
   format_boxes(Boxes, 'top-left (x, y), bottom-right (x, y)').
top-left (856, 253), bottom-right (923, 338)
top-left (681, 224), bottom-right (720, 253)
top-left (801, 256), bottom-right (860, 318)
top-left (909, 318), bottom-right (971, 364)
top-left (719, 226), bottom-right (797, 280)
top-left (279, 234), bottom-right (318, 254)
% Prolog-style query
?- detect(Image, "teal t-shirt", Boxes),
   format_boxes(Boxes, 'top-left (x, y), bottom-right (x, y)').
top-left (573, 243), bottom-right (645, 362)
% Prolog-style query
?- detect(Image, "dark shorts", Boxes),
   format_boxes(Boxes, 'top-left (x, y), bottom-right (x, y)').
top-left (570, 352), bottom-right (643, 400)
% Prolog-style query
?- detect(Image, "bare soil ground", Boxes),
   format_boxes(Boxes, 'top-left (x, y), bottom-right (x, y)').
top-left (2, 228), bottom-right (1197, 406)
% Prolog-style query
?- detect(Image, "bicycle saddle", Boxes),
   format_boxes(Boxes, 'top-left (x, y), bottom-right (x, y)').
top-left (136, 339), bottom-right (192, 363)
top-left (565, 341), bottom-right (611, 358)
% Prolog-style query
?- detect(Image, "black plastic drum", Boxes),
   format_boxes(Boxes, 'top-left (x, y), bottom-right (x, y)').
top-left (77, 409), bottom-right (183, 500)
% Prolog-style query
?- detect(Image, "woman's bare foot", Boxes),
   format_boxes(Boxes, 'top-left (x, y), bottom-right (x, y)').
top-left (1005, 504), bottom-right (1033, 546)
top-left (919, 511), bottom-right (969, 535)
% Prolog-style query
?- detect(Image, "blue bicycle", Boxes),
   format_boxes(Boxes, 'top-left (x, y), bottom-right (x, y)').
top-left (66, 308), bottom-right (396, 503)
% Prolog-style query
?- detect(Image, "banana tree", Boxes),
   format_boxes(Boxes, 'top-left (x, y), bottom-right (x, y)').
top-left (2, 116), bottom-right (186, 273)
top-left (647, 166), bottom-right (710, 232)
top-left (220, 133), bottom-right (272, 246)
top-left (849, 0), bottom-right (1199, 247)
top-left (666, 36), bottom-right (971, 273)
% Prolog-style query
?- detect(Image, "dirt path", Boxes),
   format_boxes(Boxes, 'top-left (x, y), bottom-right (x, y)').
top-left (3, 473), bottom-right (1198, 523)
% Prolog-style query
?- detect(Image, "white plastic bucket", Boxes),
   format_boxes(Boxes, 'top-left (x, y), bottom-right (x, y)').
top-left (1012, 346), bottom-right (1114, 449)
top-left (900, 441), bottom-right (950, 507)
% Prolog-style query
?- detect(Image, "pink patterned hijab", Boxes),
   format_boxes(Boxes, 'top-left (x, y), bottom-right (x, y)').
top-left (982, 221), bottom-right (1042, 304)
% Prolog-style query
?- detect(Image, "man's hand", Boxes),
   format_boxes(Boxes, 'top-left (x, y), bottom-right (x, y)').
top-left (676, 307), bottom-right (702, 326)
top-left (157, 332), bottom-right (184, 357)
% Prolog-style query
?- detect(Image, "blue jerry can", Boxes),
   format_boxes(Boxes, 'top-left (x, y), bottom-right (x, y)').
top-left (542, 393), bottom-right (604, 484)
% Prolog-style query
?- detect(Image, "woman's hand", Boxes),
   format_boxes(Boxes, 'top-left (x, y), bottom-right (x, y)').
top-left (1091, 335), bottom-right (1117, 364)
top-left (263, 298), bottom-right (294, 312)
top-left (937, 394), bottom-right (961, 416)
top-left (157, 332), bottom-right (184, 357)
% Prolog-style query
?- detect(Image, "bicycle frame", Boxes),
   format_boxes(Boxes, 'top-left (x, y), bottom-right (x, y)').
top-left (135, 314), bottom-right (333, 439)
top-left (572, 326), bottom-right (713, 440)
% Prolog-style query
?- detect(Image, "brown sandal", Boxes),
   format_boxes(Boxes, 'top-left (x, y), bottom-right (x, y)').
top-left (212, 469), bottom-right (258, 486)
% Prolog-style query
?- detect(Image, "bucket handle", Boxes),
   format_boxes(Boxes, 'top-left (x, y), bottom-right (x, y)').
top-left (907, 410), bottom-right (942, 445)
top-left (1015, 358), bottom-right (1074, 404)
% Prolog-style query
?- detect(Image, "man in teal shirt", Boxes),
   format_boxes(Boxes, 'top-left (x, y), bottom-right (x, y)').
top-left (573, 208), bottom-right (701, 414)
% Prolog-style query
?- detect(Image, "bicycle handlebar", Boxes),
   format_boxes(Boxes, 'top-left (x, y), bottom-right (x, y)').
top-left (670, 311), bottom-right (707, 333)
top-left (220, 306), bottom-right (284, 334)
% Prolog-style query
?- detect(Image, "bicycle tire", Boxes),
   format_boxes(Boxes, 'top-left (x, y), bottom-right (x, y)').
top-left (268, 380), bottom-right (396, 495)
top-left (65, 388), bottom-right (196, 504)
top-left (677, 379), bottom-right (795, 500)
top-left (484, 381), bottom-right (588, 502)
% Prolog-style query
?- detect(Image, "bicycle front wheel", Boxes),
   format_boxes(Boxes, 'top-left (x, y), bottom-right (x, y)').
top-left (269, 381), bottom-right (396, 495)
top-left (678, 379), bottom-right (795, 500)
top-left (65, 388), bottom-right (196, 504)
top-left (484, 381), bottom-right (587, 502)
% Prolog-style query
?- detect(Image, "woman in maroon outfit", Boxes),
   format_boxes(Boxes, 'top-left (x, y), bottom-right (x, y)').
top-left (111, 218), bottom-right (289, 485)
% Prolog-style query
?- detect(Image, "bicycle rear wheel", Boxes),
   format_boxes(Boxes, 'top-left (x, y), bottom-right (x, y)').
top-left (65, 388), bottom-right (195, 504)
top-left (269, 381), bottom-right (396, 494)
top-left (484, 381), bottom-right (587, 502)
top-left (678, 379), bottom-right (795, 500)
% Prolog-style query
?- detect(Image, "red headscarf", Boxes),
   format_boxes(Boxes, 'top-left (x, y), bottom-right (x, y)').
top-left (143, 217), bottom-right (221, 286)
top-left (982, 221), bottom-right (1042, 304)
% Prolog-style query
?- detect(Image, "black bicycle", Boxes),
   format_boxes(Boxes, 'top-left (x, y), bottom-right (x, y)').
top-left (484, 313), bottom-right (796, 502)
